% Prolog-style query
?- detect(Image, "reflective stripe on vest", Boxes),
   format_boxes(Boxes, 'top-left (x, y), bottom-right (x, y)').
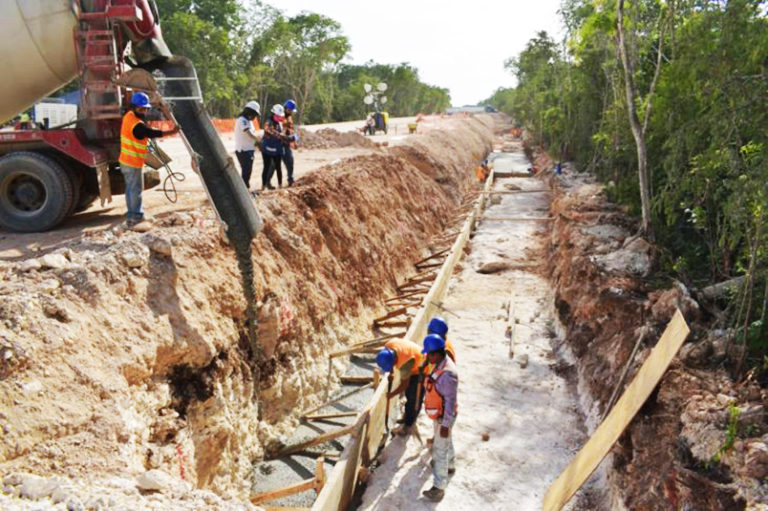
top-left (119, 111), bottom-right (148, 168)
top-left (423, 358), bottom-right (458, 420)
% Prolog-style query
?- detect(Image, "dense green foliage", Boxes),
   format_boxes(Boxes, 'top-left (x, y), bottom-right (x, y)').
top-left (153, 0), bottom-right (449, 122)
top-left (485, 0), bottom-right (768, 369)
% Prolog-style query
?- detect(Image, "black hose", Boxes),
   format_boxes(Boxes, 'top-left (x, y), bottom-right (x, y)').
top-left (154, 57), bottom-right (263, 378)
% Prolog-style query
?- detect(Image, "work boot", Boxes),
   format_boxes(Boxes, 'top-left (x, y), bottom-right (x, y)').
top-left (130, 220), bottom-right (154, 232)
top-left (422, 487), bottom-right (444, 502)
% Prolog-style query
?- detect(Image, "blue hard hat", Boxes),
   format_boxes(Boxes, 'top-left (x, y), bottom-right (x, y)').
top-left (422, 334), bottom-right (446, 354)
top-left (284, 99), bottom-right (298, 113)
top-left (131, 92), bottom-right (151, 108)
top-left (427, 316), bottom-right (448, 337)
top-left (376, 348), bottom-right (396, 372)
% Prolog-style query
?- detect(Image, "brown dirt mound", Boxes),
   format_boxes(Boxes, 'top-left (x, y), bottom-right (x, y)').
top-left (544, 150), bottom-right (766, 509)
top-left (298, 127), bottom-right (376, 149)
top-left (0, 115), bottom-right (495, 505)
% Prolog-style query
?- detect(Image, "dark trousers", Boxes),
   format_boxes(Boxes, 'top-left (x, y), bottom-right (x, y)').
top-left (404, 376), bottom-right (424, 426)
top-left (282, 145), bottom-right (294, 185)
top-left (262, 153), bottom-right (282, 188)
top-left (235, 150), bottom-right (255, 188)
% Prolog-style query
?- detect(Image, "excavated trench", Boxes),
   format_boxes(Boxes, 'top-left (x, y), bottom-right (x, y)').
top-left (0, 115), bottom-right (496, 508)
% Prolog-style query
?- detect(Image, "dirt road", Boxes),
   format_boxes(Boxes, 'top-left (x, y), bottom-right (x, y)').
top-left (358, 141), bottom-right (603, 510)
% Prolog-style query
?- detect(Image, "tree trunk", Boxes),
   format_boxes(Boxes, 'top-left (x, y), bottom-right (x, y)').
top-left (617, 0), bottom-right (654, 237)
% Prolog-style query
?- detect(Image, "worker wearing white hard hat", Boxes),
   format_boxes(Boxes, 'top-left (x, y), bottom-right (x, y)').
top-left (260, 104), bottom-right (287, 190)
top-left (234, 100), bottom-right (261, 189)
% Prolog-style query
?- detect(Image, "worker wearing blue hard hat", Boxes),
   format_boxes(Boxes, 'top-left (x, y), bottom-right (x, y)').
top-left (375, 338), bottom-right (424, 436)
top-left (118, 91), bottom-right (179, 231)
top-left (281, 99), bottom-right (298, 187)
top-left (422, 331), bottom-right (458, 502)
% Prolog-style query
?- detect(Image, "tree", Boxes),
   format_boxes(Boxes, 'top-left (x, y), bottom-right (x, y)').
top-left (616, 0), bottom-right (669, 237)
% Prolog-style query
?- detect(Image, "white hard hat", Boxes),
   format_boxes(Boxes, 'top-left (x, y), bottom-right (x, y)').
top-left (245, 100), bottom-right (261, 114)
top-left (271, 104), bottom-right (285, 116)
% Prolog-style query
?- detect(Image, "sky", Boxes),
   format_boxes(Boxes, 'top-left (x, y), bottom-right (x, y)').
top-left (266, 0), bottom-right (565, 107)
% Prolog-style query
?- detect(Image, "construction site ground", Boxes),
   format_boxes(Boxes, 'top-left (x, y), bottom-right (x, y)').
top-left (1, 113), bottom-right (766, 511)
top-left (359, 146), bottom-right (598, 511)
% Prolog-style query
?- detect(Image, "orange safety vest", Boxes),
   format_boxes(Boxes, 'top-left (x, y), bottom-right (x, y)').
top-left (119, 111), bottom-right (148, 168)
top-left (424, 356), bottom-right (458, 421)
top-left (385, 339), bottom-right (424, 376)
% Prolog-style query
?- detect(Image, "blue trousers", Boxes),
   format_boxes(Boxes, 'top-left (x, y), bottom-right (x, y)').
top-left (282, 145), bottom-right (294, 185)
top-left (120, 164), bottom-right (143, 222)
top-left (236, 150), bottom-right (255, 188)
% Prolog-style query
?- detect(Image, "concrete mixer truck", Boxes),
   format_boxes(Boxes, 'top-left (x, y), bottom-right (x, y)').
top-left (0, 0), bottom-right (261, 240)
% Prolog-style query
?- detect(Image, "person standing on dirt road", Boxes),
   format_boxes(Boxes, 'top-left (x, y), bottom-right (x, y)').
top-left (376, 338), bottom-right (425, 436)
top-left (261, 104), bottom-right (287, 190)
top-left (119, 92), bottom-right (179, 231)
top-left (421, 333), bottom-right (458, 502)
top-left (281, 99), bottom-right (298, 187)
top-left (234, 101), bottom-right (261, 189)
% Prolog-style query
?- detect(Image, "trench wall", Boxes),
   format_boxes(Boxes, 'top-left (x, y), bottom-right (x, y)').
top-left (0, 115), bottom-right (496, 499)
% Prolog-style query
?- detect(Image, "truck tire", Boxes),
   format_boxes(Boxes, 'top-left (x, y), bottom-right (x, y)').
top-left (0, 152), bottom-right (74, 232)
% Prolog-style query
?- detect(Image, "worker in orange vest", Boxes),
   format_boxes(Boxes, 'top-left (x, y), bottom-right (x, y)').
top-left (376, 338), bottom-right (425, 436)
top-left (421, 333), bottom-right (458, 502)
top-left (119, 92), bottom-right (178, 231)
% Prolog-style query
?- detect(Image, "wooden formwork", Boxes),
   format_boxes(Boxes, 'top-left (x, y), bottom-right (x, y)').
top-left (308, 171), bottom-right (495, 511)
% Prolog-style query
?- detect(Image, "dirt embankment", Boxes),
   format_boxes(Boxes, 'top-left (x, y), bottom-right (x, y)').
top-left (0, 116), bottom-right (495, 507)
top-left (539, 150), bottom-right (768, 509)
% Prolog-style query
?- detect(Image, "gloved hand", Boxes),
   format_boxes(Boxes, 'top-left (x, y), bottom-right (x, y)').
top-left (439, 426), bottom-right (449, 438)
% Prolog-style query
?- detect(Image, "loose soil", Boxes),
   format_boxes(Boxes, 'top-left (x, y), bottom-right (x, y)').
top-left (0, 115), bottom-right (494, 509)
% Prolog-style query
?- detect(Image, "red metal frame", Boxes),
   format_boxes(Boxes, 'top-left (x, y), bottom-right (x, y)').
top-left (0, 129), bottom-right (109, 167)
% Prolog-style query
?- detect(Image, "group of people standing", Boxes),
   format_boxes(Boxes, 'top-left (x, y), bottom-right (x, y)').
top-left (234, 99), bottom-right (298, 192)
top-left (375, 316), bottom-right (459, 502)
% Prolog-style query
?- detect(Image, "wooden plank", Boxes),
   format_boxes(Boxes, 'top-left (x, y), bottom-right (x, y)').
top-left (414, 261), bottom-right (445, 271)
top-left (363, 374), bottom-right (396, 464)
top-left (373, 320), bottom-right (411, 329)
top-left (407, 272), bottom-right (439, 285)
top-left (385, 289), bottom-right (427, 303)
top-left (311, 413), bottom-right (368, 511)
top-left (274, 424), bottom-right (357, 458)
top-left (340, 376), bottom-right (373, 385)
top-left (301, 383), bottom-right (373, 418)
top-left (251, 479), bottom-right (316, 505)
top-left (373, 307), bottom-right (408, 324)
top-left (304, 411), bottom-right (359, 421)
top-left (253, 458), bottom-right (325, 505)
top-left (483, 217), bottom-right (554, 222)
top-left (413, 247), bottom-right (451, 266)
top-left (542, 311), bottom-right (690, 511)
top-left (489, 189), bottom-right (550, 194)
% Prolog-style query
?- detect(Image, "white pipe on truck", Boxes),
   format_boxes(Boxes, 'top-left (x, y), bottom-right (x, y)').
top-left (0, 0), bottom-right (78, 124)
